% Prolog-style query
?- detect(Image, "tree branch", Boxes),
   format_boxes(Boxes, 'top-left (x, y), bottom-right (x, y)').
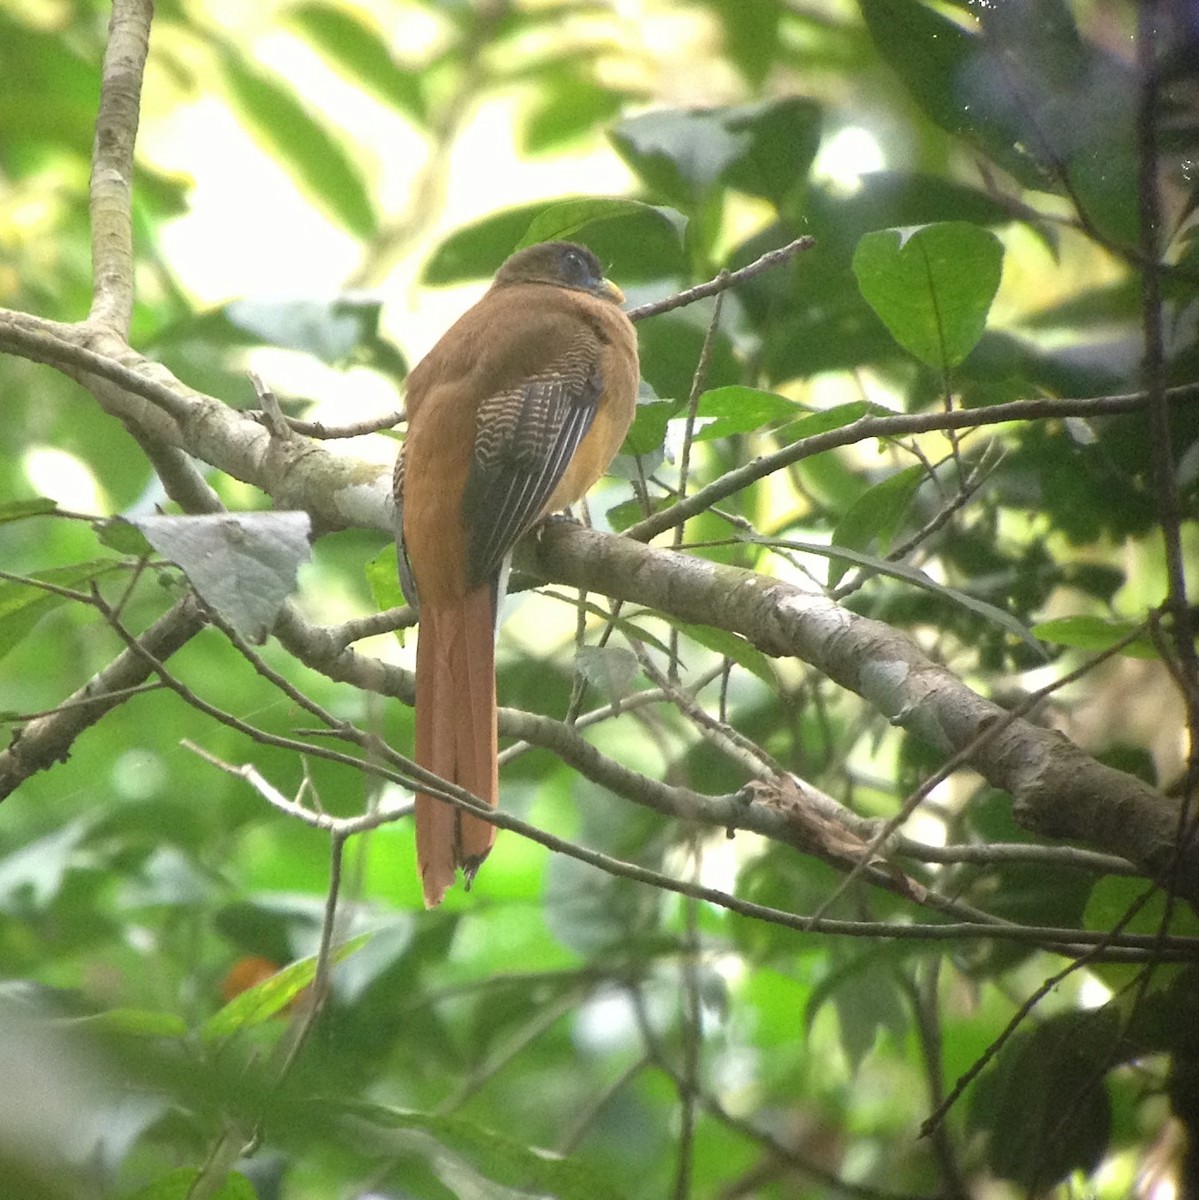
top-left (532, 522), bottom-right (1199, 903)
top-left (88, 0), bottom-right (151, 334)
top-left (623, 388), bottom-right (1197, 543)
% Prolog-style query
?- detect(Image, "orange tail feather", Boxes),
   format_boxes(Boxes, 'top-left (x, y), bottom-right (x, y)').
top-left (413, 585), bottom-right (499, 907)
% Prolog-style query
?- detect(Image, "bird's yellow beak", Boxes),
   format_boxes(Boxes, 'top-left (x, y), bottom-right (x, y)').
top-left (599, 278), bottom-right (626, 305)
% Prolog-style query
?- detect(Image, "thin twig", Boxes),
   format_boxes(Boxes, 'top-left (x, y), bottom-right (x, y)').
top-left (673, 840), bottom-right (702, 1200)
top-left (182, 740), bottom-right (1199, 960)
top-left (626, 238), bottom-right (815, 323)
top-left (623, 386), bottom-right (1198, 543)
top-left (920, 879), bottom-right (1163, 1139)
top-left (248, 408), bottom-right (403, 440)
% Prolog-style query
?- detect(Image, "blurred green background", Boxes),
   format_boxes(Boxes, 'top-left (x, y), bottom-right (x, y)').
top-left (1, 1), bottom-right (1198, 1197)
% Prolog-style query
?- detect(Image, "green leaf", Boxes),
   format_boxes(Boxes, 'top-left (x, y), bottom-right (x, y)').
top-left (95, 517), bottom-right (154, 557)
top-left (858, 0), bottom-right (1051, 190)
top-left (852, 222), bottom-right (1003, 369)
top-left (635, 314), bottom-right (741, 401)
top-left (603, 494), bottom-right (669, 533)
top-left (669, 620), bottom-right (776, 686)
top-left (1085, 876), bottom-right (1199, 942)
top-left (0, 817), bottom-right (96, 909)
top-left (702, 0), bottom-right (783, 88)
top-left (859, 0), bottom-right (1139, 243)
top-left (719, 96), bottom-right (822, 214)
top-left (425, 199), bottom-right (687, 286)
top-left (959, 857), bottom-right (1097, 976)
top-left (0, 497), bottom-right (58, 524)
top-left (1084, 877), bottom-right (1199, 993)
top-left (807, 944), bottom-right (909, 1071)
top-left (365, 542), bottom-right (405, 615)
top-left (1031, 616), bottom-right (1158, 659)
top-left (689, 386), bottom-right (800, 440)
top-left (288, 2), bottom-right (426, 122)
top-left (424, 205), bottom-right (550, 283)
top-left (611, 109), bottom-right (747, 212)
top-left (612, 98), bottom-right (820, 219)
top-left (223, 296), bottom-right (383, 365)
top-left (971, 1010), bottom-right (1116, 1189)
top-left (521, 69), bottom-right (624, 154)
top-left (760, 535), bottom-right (1043, 654)
top-left (343, 1103), bottom-right (628, 1200)
top-left (201, 932), bottom-right (371, 1041)
top-left (217, 46), bottom-right (377, 239)
top-left (779, 401), bottom-right (872, 444)
top-left (125, 1167), bottom-right (256, 1200)
top-left (518, 197), bottom-right (686, 255)
top-left (575, 645), bottom-right (639, 702)
top-left (0, 14), bottom-right (101, 157)
top-left (621, 399), bottom-right (678, 457)
top-left (828, 464), bottom-right (925, 587)
top-left (0, 561), bottom-right (121, 663)
top-left (60, 1008), bottom-right (189, 1038)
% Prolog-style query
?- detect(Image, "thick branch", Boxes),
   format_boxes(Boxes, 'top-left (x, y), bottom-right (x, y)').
top-left (531, 522), bottom-right (1199, 903)
top-left (88, 0), bottom-right (152, 334)
top-left (0, 312), bottom-right (393, 534)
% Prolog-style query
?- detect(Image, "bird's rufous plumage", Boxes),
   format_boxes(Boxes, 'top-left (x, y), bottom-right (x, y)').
top-left (395, 241), bottom-right (639, 907)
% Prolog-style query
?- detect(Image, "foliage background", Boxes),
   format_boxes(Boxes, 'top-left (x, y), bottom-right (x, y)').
top-left (1, 1), bottom-right (1198, 1198)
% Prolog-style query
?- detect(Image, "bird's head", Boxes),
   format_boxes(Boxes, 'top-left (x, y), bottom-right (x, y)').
top-left (492, 241), bottom-right (625, 305)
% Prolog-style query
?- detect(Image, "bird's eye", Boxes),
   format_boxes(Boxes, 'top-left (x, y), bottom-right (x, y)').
top-left (562, 248), bottom-right (589, 283)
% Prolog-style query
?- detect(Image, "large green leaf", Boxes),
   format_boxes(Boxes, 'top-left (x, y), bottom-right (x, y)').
top-left (859, 0), bottom-right (1139, 242)
top-left (620, 398), bottom-right (677, 457)
top-left (521, 67), bottom-right (626, 154)
top-left (611, 109), bottom-right (746, 213)
top-left (852, 222), bottom-right (1003, 369)
top-left (222, 295), bottom-right (384, 365)
top-left (0, 15), bottom-right (101, 157)
top-left (970, 1010), bottom-right (1116, 1189)
top-left (689, 387), bottom-right (803, 441)
top-left (62, 1008), bottom-right (189, 1038)
top-left (1032, 616), bottom-right (1158, 659)
top-left (424, 198), bottom-right (687, 285)
top-left (201, 932), bottom-right (372, 1041)
top-left (518, 197), bottom-right (685, 255)
top-left (288, 2), bottom-right (426, 122)
top-left (217, 45), bottom-right (377, 239)
top-left (700, 0), bottom-right (784, 87)
top-left (0, 561), bottom-right (122, 663)
top-left (343, 1104), bottom-right (628, 1200)
top-left (806, 942), bottom-right (910, 1071)
top-left (858, 0), bottom-right (1051, 190)
top-left (634, 313), bottom-right (741, 401)
top-left (611, 97), bottom-right (820, 217)
top-left (126, 1168), bottom-right (256, 1200)
top-left (828, 464), bottom-right (925, 587)
top-left (134, 512), bottom-right (312, 643)
top-left (0, 498), bottom-right (58, 525)
top-left (760, 534), bottom-right (1043, 652)
top-left (719, 97), bottom-right (821, 214)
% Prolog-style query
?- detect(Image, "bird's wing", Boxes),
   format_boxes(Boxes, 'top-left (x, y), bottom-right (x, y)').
top-left (461, 330), bottom-right (603, 590)
top-left (392, 447), bottom-right (421, 609)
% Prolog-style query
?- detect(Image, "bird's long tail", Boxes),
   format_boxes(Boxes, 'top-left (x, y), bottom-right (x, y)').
top-left (413, 585), bottom-right (499, 907)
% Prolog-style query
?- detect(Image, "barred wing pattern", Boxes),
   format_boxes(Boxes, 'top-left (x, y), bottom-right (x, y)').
top-left (461, 336), bottom-right (603, 591)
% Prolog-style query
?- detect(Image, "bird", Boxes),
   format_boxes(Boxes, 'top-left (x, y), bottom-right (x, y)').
top-left (394, 240), bottom-right (640, 907)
